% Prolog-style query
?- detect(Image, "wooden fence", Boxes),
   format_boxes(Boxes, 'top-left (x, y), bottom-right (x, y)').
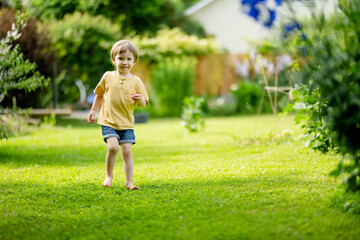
top-left (132, 54), bottom-right (240, 96)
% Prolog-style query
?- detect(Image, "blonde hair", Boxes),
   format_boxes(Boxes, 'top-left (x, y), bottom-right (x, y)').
top-left (110, 40), bottom-right (138, 63)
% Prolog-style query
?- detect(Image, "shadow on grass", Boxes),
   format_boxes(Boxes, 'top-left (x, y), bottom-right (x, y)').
top-left (0, 142), bottom-right (225, 167)
top-left (56, 118), bottom-right (97, 128)
top-left (0, 142), bottom-right (107, 166)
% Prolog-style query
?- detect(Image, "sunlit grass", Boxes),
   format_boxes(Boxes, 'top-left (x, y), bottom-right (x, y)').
top-left (1, 115), bottom-right (359, 240)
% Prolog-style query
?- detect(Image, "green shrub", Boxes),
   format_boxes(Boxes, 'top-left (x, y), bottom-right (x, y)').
top-left (231, 80), bottom-right (278, 115)
top-left (285, 0), bottom-right (360, 193)
top-left (232, 81), bottom-right (263, 114)
top-left (149, 56), bottom-right (196, 117)
top-left (132, 28), bottom-right (220, 63)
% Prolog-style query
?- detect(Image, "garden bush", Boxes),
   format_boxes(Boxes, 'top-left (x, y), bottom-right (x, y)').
top-left (231, 80), bottom-right (274, 115)
top-left (132, 28), bottom-right (220, 64)
top-left (231, 81), bottom-right (263, 114)
top-left (149, 56), bottom-right (196, 117)
top-left (284, 0), bottom-right (360, 195)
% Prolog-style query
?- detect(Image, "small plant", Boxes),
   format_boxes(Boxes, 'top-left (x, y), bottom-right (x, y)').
top-left (0, 110), bottom-right (29, 140)
top-left (181, 96), bottom-right (205, 133)
top-left (233, 129), bottom-right (293, 147)
top-left (42, 113), bottom-right (57, 128)
top-left (266, 129), bottom-right (293, 144)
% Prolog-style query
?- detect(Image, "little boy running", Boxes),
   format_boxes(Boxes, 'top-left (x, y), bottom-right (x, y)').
top-left (88, 40), bottom-right (148, 189)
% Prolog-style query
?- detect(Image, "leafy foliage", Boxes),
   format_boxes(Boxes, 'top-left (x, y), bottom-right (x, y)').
top-left (0, 8), bottom-right (55, 78)
top-left (132, 28), bottom-right (220, 64)
top-left (0, 8), bottom-right (55, 108)
top-left (15, 0), bottom-right (205, 36)
top-left (46, 11), bottom-right (121, 100)
top-left (284, 0), bottom-right (360, 193)
top-left (0, 11), bottom-right (49, 139)
top-left (287, 84), bottom-right (337, 154)
top-left (0, 11), bottom-right (49, 99)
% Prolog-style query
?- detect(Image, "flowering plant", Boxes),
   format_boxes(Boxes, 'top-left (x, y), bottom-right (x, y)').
top-left (132, 28), bottom-right (220, 63)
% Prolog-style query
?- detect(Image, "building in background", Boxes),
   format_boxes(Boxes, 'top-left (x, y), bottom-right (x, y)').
top-left (185, 0), bottom-right (337, 54)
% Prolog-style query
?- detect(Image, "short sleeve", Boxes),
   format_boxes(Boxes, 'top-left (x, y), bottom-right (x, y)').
top-left (94, 73), bottom-right (106, 96)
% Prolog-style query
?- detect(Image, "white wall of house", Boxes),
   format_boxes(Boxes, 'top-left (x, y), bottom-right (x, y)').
top-left (186, 0), bottom-right (337, 54)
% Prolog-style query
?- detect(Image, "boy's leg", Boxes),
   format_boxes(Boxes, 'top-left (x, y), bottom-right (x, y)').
top-left (121, 143), bottom-right (139, 189)
top-left (102, 137), bottom-right (119, 187)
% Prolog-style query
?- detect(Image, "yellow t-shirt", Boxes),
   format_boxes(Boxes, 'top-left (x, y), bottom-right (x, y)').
top-left (94, 71), bottom-right (149, 130)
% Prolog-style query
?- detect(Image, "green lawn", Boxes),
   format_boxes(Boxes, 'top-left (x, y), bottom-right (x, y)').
top-left (1, 115), bottom-right (359, 240)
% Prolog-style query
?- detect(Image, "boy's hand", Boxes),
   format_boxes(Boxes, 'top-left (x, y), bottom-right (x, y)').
top-left (131, 93), bottom-right (143, 101)
top-left (88, 110), bottom-right (96, 124)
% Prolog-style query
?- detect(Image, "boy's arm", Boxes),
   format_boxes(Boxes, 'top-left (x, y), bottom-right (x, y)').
top-left (88, 95), bottom-right (103, 123)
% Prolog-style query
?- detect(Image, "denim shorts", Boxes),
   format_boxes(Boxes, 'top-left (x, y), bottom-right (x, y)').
top-left (101, 125), bottom-right (136, 145)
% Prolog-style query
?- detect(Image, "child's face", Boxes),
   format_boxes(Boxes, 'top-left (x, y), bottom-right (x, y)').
top-left (114, 50), bottom-right (135, 76)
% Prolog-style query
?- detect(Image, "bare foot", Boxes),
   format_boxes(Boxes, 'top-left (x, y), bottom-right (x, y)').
top-left (126, 184), bottom-right (140, 190)
top-left (101, 177), bottom-right (113, 187)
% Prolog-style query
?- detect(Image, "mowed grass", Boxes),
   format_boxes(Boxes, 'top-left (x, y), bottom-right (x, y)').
top-left (1, 115), bottom-right (359, 240)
